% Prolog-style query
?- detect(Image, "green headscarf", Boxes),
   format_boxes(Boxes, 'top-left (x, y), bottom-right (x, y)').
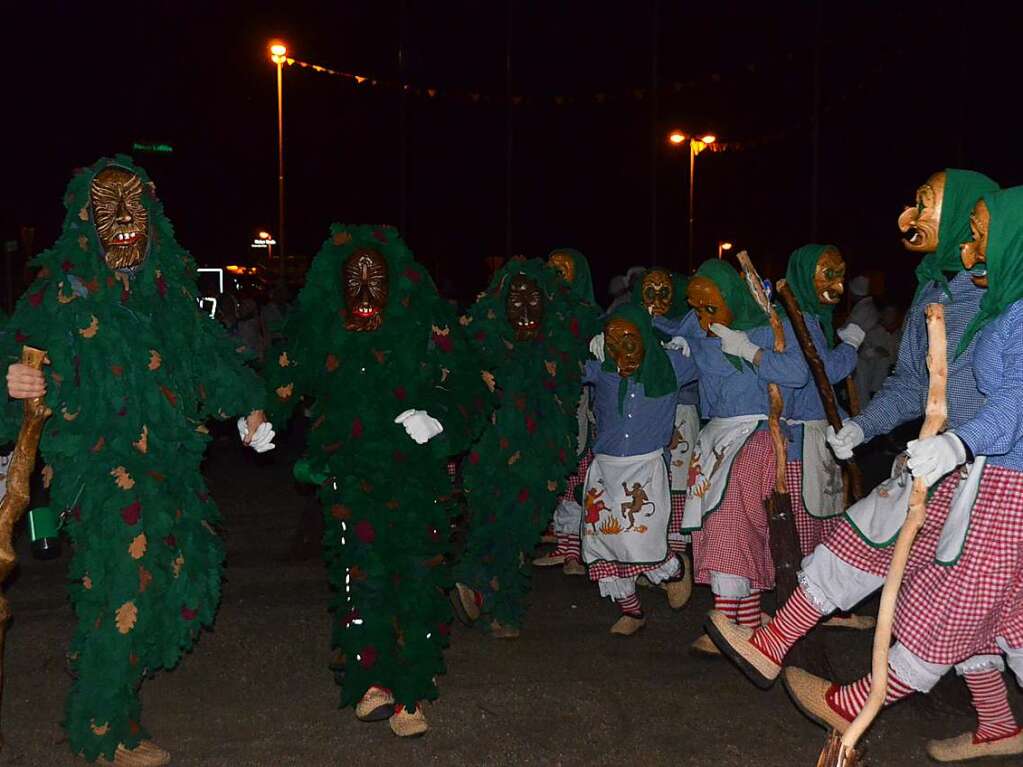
top-left (548, 248), bottom-right (595, 304)
top-left (956, 186), bottom-right (1023, 358)
top-left (695, 259), bottom-right (769, 372)
top-left (601, 303), bottom-right (678, 414)
top-left (914, 169), bottom-right (999, 302)
top-left (784, 244), bottom-right (839, 345)
top-left (630, 269), bottom-right (691, 319)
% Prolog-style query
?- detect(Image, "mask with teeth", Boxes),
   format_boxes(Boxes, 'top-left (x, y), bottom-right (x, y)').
top-left (604, 317), bottom-right (644, 378)
top-left (687, 276), bottom-right (734, 334)
top-left (813, 248), bottom-right (846, 305)
top-left (898, 171), bottom-right (945, 253)
top-left (90, 167), bottom-right (149, 270)
top-left (343, 248), bottom-right (389, 331)
top-left (548, 251), bottom-right (575, 284)
top-left (506, 274), bottom-right (544, 341)
top-left (960, 200), bottom-right (990, 288)
top-left (640, 269), bottom-right (674, 316)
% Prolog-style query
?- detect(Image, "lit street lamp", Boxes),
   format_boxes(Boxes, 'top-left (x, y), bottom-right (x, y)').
top-left (717, 240), bottom-right (733, 259)
top-left (270, 42), bottom-right (288, 278)
top-left (668, 130), bottom-right (717, 270)
top-left (258, 230), bottom-right (274, 267)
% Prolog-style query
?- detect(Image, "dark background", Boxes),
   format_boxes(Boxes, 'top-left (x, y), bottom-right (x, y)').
top-left (5, 0), bottom-right (1023, 309)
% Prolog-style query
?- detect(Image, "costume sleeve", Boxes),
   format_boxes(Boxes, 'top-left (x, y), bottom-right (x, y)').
top-left (653, 315), bottom-right (686, 337)
top-left (853, 300), bottom-right (926, 441)
top-left (582, 359), bottom-right (601, 385)
top-left (955, 306), bottom-right (1023, 458)
top-left (668, 349), bottom-right (698, 388)
top-left (756, 321), bottom-right (810, 388)
top-left (807, 316), bottom-right (857, 383)
top-left (193, 314), bottom-right (265, 420)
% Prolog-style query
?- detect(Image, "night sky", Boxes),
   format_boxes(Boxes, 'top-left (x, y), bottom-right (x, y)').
top-left (6, 1), bottom-right (1023, 308)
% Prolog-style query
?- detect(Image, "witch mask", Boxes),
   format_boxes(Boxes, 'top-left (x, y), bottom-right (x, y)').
top-left (548, 251), bottom-right (575, 284)
top-left (641, 269), bottom-right (674, 316)
top-left (814, 249), bottom-right (846, 305)
top-left (343, 248), bottom-right (389, 331)
top-left (506, 274), bottom-right (544, 341)
top-left (605, 318), bottom-right (644, 378)
top-left (90, 167), bottom-right (149, 270)
top-left (960, 200), bottom-right (989, 288)
top-left (687, 276), bottom-right (733, 334)
top-left (899, 171), bottom-right (946, 253)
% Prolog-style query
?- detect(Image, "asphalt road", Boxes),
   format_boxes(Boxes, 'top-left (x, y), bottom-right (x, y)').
top-left (0, 429), bottom-right (1018, 766)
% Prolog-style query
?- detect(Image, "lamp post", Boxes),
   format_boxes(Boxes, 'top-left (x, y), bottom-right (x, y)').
top-left (258, 230), bottom-right (274, 272)
top-left (270, 42), bottom-right (287, 277)
top-left (717, 240), bottom-right (733, 259)
top-left (668, 130), bottom-right (717, 271)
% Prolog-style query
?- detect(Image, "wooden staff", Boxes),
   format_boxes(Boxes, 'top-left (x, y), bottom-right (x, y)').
top-left (816, 304), bottom-right (946, 767)
top-left (0, 346), bottom-right (50, 746)
top-left (776, 280), bottom-right (864, 500)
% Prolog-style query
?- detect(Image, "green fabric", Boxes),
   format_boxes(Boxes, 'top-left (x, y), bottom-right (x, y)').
top-left (601, 303), bottom-right (678, 414)
top-left (264, 224), bottom-right (489, 711)
top-left (455, 258), bottom-right (587, 630)
top-left (695, 259), bottom-right (768, 371)
top-left (914, 169), bottom-right (999, 302)
top-left (956, 186), bottom-right (1023, 357)
top-left (0, 156), bottom-right (264, 761)
top-left (784, 244), bottom-right (838, 345)
top-left (548, 248), bottom-right (595, 304)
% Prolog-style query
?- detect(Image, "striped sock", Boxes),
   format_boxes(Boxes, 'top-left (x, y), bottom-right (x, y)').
top-left (554, 533), bottom-right (582, 562)
top-left (736, 594), bottom-right (762, 628)
top-left (750, 585), bottom-right (822, 665)
top-left (826, 671), bottom-right (915, 721)
top-left (616, 592), bottom-right (643, 617)
top-left (964, 670), bottom-right (1022, 743)
top-left (714, 595), bottom-right (741, 623)
top-left (668, 537), bottom-right (686, 553)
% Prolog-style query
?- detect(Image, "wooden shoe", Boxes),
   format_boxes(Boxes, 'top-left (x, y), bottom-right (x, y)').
top-left (926, 730), bottom-right (1023, 762)
top-left (449, 582), bottom-right (480, 624)
top-left (782, 667), bottom-right (853, 734)
top-left (389, 705), bottom-right (428, 737)
top-left (532, 552), bottom-right (567, 567)
top-left (355, 685), bottom-right (395, 722)
top-left (664, 565), bottom-right (693, 610)
top-left (95, 740), bottom-right (171, 767)
top-left (610, 614), bottom-right (646, 636)
top-left (689, 633), bottom-right (721, 657)
top-left (562, 559), bottom-right (586, 575)
top-left (489, 620), bottom-right (521, 639)
top-left (822, 613), bottom-right (876, 631)
top-left (704, 610), bottom-right (780, 688)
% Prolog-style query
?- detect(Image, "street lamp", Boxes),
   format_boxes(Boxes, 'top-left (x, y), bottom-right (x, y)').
top-left (668, 130), bottom-right (717, 270)
top-left (258, 230), bottom-right (274, 268)
top-left (269, 41), bottom-right (288, 278)
top-left (717, 240), bottom-right (733, 259)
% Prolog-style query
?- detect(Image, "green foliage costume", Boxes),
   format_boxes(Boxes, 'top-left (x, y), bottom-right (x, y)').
top-left (0, 156), bottom-right (264, 761)
top-left (263, 224), bottom-right (488, 712)
top-left (454, 258), bottom-right (591, 630)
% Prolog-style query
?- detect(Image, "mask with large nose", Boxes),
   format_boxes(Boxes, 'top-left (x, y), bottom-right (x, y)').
top-left (90, 167), bottom-right (149, 270)
top-left (960, 199), bottom-right (990, 288)
top-left (687, 276), bottom-right (733, 334)
top-left (898, 171), bottom-right (946, 254)
top-left (343, 248), bottom-right (389, 332)
top-left (505, 274), bottom-right (544, 341)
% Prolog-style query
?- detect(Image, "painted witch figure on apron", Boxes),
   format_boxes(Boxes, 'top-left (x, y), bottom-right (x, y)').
top-left (583, 304), bottom-right (696, 636)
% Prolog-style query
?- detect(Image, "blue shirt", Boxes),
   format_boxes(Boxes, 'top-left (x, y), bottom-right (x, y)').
top-left (954, 301), bottom-right (1023, 472)
top-left (854, 272), bottom-right (984, 442)
top-left (583, 352), bottom-right (695, 457)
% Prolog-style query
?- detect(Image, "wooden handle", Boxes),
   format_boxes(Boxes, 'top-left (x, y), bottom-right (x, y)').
top-left (840, 304), bottom-right (946, 753)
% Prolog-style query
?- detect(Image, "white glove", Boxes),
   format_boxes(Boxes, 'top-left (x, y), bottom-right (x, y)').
top-left (662, 336), bottom-right (690, 356)
top-left (837, 323), bottom-right (866, 350)
top-left (394, 409), bottom-right (444, 444)
top-left (237, 417), bottom-right (277, 453)
top-left (826, 419), bottom-right (864, 460)
top-left (907, 433), bottom-right (967, 487)
top-left (709, 323), bottom-right (760, 363)
top-left (589, 333), bottom-right (605, 363)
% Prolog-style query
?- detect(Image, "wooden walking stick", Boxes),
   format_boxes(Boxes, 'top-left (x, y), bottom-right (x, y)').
top-left (776, 280), bottom-right (864, 501)
top-left (0, 346), bottom-right (50, 747)
top-left (816, 304), bottom-right (946, 767)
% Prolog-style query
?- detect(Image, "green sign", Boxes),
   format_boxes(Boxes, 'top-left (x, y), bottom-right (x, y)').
top-left (132, 142), bottom-right (174, 154)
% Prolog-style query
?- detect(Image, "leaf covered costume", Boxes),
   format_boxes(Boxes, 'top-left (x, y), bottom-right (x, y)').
top-left (454, 258), bottom-right (591, 630)
top-left (263, 224), bottom-right (488, 712)
top-left (0, 156), bottom-right (264, 761)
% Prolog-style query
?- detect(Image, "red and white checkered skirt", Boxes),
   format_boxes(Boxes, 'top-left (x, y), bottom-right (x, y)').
top-left (561, 451), bottom-right (593, 503)
top-left (786, 461), bottom-right (841, 557)
top-left (691, 430), bottom-right (776, 591)
top-left (893, 464), bottom-right (1023, 665)
top-left (589, 478), bottom-right (686, 582)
